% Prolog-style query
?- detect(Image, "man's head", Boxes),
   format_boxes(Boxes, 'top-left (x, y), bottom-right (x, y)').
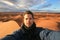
top-left (23, 11), bottom-right (34, 28)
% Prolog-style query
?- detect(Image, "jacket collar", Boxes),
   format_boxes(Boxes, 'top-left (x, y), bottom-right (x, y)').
top-left (21, 22), bottom-right (36, 32)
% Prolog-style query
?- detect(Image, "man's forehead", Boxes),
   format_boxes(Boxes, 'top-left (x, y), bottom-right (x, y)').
top-left (24, 14), bottom-right (32, 18)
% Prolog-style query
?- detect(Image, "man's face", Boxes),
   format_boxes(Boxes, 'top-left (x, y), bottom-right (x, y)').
top-left (24, 14), bottom-right (34, 28)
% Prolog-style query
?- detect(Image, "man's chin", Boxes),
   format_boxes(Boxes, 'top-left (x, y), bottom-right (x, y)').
top-left (26, 25), bottom-right (31, 28)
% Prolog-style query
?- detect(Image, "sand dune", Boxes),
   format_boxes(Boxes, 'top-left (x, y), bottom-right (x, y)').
top-left (0, 20), bottom-right (20, 38)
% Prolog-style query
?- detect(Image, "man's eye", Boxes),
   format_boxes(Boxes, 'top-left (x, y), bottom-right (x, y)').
top-left (26, 18), bottom-right (28, 20)
top-left (25, 18), bottom-right (32, 20)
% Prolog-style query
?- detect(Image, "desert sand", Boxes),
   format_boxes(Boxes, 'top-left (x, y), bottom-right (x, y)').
top-left (0, 12), bottom-right (60, 38)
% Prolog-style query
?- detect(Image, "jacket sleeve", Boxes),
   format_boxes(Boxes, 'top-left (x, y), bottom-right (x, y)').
top-left (39, 29), bottom-right (51, 40)
top-left (39, 29), bottom-right (60, 40)
top-left (1, 29), bottom-right (23, 40)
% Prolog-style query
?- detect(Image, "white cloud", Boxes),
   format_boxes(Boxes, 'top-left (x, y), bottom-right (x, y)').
top-left (2, 1), bottom-right (14, 6)
top-left (0, 0), bottom-right (60, 12)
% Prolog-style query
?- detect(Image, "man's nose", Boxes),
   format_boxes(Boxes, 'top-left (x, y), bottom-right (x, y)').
top-left (27, 19), bottom-right (30, 22)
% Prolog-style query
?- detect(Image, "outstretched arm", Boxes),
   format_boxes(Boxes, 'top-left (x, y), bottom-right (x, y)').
top-left (1, 29), bottom-right (23, 40)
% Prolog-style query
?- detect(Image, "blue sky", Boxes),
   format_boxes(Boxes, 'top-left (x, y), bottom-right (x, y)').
top-left (0, 0), bottom-right (60, 12)
top-left (29, 0), bottom-right (60, 12)
top-left (41, 0), bottom-right (60, 10)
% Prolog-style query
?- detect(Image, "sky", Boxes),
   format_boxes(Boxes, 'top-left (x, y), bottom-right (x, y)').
top-left (0, 0), bottom-right (60, 12)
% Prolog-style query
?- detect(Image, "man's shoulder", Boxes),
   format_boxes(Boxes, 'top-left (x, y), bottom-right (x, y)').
top-left (36, 27), bottom-right (44, 32)
top-left (13, 29), bottom-right (23, 34)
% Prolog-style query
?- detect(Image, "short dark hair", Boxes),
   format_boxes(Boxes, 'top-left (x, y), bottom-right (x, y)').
top-left (23, 10), bottom-right (34, 18)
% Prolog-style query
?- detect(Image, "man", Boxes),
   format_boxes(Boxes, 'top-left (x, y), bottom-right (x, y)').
top-left (1, 10), bottom-right (43, 40)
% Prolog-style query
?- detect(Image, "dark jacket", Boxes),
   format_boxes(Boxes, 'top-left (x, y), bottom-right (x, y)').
top-left (40, 29), bottom-right (60, 40)
top-left (1, 22), bottom-right (43, 40)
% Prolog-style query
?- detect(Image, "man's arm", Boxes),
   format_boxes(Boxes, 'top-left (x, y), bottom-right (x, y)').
top-left (1, 29), bottom-right (23, 40)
